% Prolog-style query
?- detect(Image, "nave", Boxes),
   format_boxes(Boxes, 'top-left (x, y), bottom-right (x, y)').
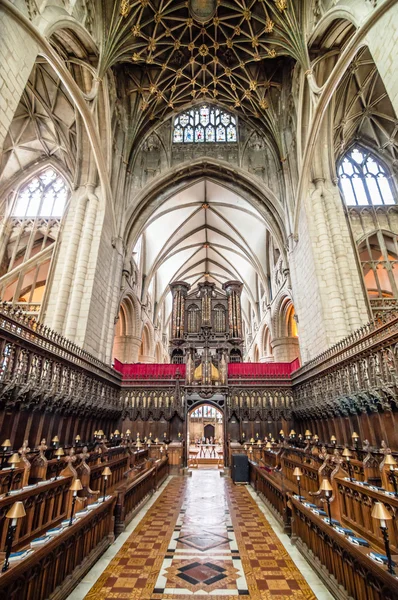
top-left (74, 471), bottom-right (330, 600)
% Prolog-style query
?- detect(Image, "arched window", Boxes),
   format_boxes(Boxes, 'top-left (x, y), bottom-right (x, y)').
top-left (187, 304), bottom-right (201, 333)
top-left (358, 232), bottom-right (398, 298)
top-left (173, 105), bottom-right (237, 144)
top-left (213, 304), bottom-right (226, 333)
top-left (13, 168), bottom-right (69, 217)
top-left (338, 147), bottom-right (395, 206)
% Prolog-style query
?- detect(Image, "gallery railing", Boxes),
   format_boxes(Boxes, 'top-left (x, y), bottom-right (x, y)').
top-left (291, 310), bottom-right (398, 420)
top-left (0, 303), bottom-right (122, 420)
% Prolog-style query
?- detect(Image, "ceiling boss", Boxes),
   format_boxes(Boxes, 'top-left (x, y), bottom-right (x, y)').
top-left (189, 0), bottom-right (217, 23)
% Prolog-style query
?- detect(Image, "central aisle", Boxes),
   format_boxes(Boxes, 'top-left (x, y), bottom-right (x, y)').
top-left (85, 471), bottom-right (316, 599)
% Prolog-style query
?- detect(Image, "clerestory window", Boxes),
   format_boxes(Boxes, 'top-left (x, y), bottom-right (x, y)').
top-left (12, 168), bottom-right (69, 218)
top-left (338, 147), bottom-right (395, 206)
top-left (173, 105), bottom-right (237, 144)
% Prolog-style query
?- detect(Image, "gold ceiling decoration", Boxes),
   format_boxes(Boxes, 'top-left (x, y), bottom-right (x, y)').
top-left (100, 0), bottom-right (308, 150)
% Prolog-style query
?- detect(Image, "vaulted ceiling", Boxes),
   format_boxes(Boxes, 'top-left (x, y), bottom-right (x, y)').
top-left (137, 179), bottom-right (273, 324)
top-left (102, 0), bottom-right (307, 147)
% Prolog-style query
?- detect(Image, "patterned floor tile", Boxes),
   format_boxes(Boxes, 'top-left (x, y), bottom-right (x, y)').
top-left (84, 471), bottom-right (317, 599)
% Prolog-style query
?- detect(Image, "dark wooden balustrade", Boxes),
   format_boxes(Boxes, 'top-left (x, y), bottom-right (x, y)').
top-left (291, 497), bottom-right (398, 600)
top-left (335, 476), bottom-right (398, 555)
top-left (0, 496), bottom-right (116, 600)
top-left (0, 476), bottom-right (72, 552)
top-left (249, 462), bottom-right (291, 532)
top-left (114, 457), bottom-right (169, 534)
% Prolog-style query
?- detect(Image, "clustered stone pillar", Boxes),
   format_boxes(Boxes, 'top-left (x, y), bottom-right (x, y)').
top-left (170, 281), bottom-right (190, 340)
top-left (222, 281), bottom-right (243, 340)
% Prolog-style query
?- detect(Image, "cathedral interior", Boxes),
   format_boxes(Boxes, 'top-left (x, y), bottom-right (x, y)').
top-left (1, 0), bottom-right (398, 598)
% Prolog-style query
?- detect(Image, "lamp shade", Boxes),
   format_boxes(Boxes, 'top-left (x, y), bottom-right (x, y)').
top-left (70, 478), bottom-right (83, 492)
top-left (290, 430), bottom-right (296, 436)
top-left (330, 435), bottom-right (337, 442)
top-left (8, 453), bottom-right (20, 466)
top-left (265, 442), bottom-right (272, 449)
top-left (6, 501), bottom-right (26, 520)
top-left (126, 429), bottom-right (131, 434)
top-left (280, 430), bottom-right (285, 436)
top-left (1, 439), bottom-right (11, 448)
top-left (352, 432), bottom-right (359, 440)
top-left (55, 447), bottom-right (65, 457)
top-left (384, 454), bottom-right (397, 467)
top-left (75, 435), bottom-right (81, 441)
top-left (293, 467), bottom-right (303, 477)
top-left (102, 467), bottom-right (112, 477)
top-left (305, 430), bottom-right (311, 436)
top-left (52, 436), bottom-right (59, 443)
top-left (342, 448), bottom-right (352, 458)
top-left (114, 430), bottom-right (120, 435)
top-left (98, 430), bottom-right (104, 436)
top-left (371, 502), bottom-right (392, 521)
top-left (320, 479), bottom-right (333, 493)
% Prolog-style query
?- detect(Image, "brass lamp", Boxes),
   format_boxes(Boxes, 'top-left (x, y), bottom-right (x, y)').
top-left (1, 439), bottom-right (11, 468)
top-left (126, 429), bottom-right (131, 438)
top-left (102, 467), bottom-right (112, 502)
top-left (2, 501), bottom-right (26, 572)
top-left (54, 447), bottom-right (65, 481)
top-left (330, 435), bottom-right (337, 446)
top-left (52, 435), bottom-right (59, 448)
top-left (265, 441), bottom-right (272, 450)
top-left (352, 431), bottom-right (360, 450)
top-left (69, 479), bottom-right (83, 526)
top-left (98, 430), bottom-right (104, 439)
top-left (342, 448), bottom-right (354, 481)
top-left (305, 430), bottom-right (312, 440)
top-left (289, 429), bottom-right (296, 438)
top-left (372, 502), bottom-right (395, 574)
top-left (6, 453), bottom-right (20, 496)
top-left (385, 454), bottom-right (398, 496)
top-left (320, 479), bottom-right (333, 526)
top-left (257, 439), bottom-right (262, 447)
top-left (280, 430), bottom-right (285, 437)
top-left (75, 434), bottom-right (81, 445)
top-left (136, 440), bottom-right (142, 450)
top-left (94, 430), bottom-right (98, 439)
top-left (313, 434), bottom-right (319, 444)
top-left (293, 467), bottom-right (303, 499)
top-left (155, 437), bottom-right (159, 444)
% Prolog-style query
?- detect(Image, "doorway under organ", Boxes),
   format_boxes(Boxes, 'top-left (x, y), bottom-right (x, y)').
top-left (187, 404), bottom-right (223, 467)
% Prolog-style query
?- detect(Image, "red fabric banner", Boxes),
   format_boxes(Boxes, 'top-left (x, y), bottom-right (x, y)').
top-left (114, 359), bottom-right (186, 379)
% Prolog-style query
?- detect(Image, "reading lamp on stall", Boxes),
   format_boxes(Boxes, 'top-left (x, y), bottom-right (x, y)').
top-left (2, 501), bottom-right (25, 572)
top-left (293, 467), bottom-right (303, 499)
top-left (320, 479), bottom-right (333, 526)
top-left (342, 448), bottom-right (354, 481)
top-left (69, 478), bottom-right (83, 526)
top-left (1, 439), bottom-right (11, 468)
top-left (6, 454), bottom-right (20, 496)
top-left (385, 454), bottom-right (398, 496)
top-left (102, 467), bottom-right (112, 502)
top-left (372, 502), bottom-right (395, 575)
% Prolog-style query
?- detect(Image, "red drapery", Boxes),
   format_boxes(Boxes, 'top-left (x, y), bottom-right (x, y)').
top-left (227, 359), bottom-right (300, 378)
top-left (114, 359), bottom-right (186, 379)
top-left (113, 359), bottom-right (299, 380)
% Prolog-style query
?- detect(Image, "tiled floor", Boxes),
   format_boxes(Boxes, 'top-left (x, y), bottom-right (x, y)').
top-left (70, 472), bottom-right (334, 599)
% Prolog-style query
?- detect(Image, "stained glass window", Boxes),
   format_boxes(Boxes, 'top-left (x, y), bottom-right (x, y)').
top-left (173, 105), bottom-right (237, 144)
top-left (13, 168), bottom-right (69, 218)
top-left (338, 147), bottom-right (395, 206)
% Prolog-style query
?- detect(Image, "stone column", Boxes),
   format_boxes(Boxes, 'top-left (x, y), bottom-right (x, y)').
top-left (64, 188), bottom-right (99, 340)
top-left (0, 4), bottom-right (38, 152)
top-left (49, 188), bottom-right (87, 333)
top-left (271, 337), bottom-right (300, 362)
top-left (222, 280), bottom-right (243, 340)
